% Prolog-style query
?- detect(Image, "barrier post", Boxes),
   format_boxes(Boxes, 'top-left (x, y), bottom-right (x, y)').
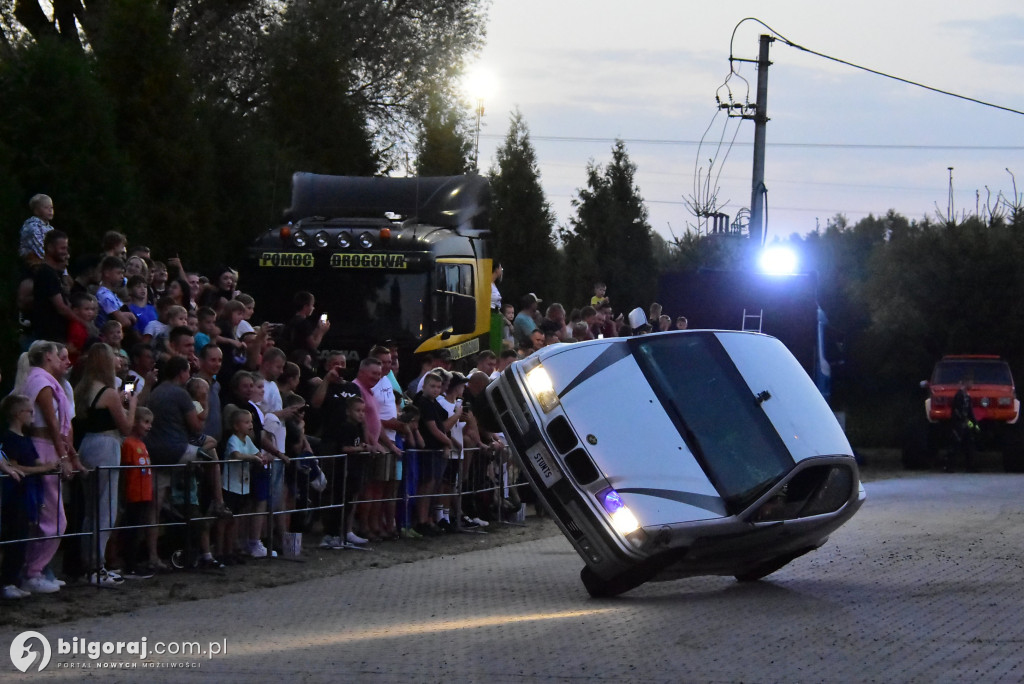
top-left (92, 465), bottom-right (101, 587)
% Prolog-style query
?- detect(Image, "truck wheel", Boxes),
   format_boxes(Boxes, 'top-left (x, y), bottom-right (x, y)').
top-left (579, 566), bottom-right (648, 598)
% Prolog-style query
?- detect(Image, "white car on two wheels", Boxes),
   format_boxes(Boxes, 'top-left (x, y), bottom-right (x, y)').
top-left (486, 330), bottom-right (865, 597)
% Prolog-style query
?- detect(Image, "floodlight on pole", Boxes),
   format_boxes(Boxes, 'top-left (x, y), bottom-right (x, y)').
top-left (462, 66), bottom-right (498, 171)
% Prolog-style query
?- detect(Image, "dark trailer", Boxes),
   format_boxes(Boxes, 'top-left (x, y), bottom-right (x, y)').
top-left (242, 173), bottom-right (493, 372)
top-left (658, 269), bottom-right (830, 396)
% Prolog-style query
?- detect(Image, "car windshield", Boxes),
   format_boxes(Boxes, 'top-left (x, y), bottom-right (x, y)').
top-left (631, 333), bottom-right (793, 511)
top-left (933, 361), bottom-right (1012, 386)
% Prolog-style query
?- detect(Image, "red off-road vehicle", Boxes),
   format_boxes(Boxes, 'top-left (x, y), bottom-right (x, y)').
top-left (903, 355), bottom-right (1023, 471)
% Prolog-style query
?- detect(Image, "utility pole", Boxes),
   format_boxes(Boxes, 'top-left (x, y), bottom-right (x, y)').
top-left (748, 34), bottom-right (773, 248)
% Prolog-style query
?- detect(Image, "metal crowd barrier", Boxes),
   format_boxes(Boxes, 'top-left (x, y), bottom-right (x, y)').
top-left (0, 444), bottom-right (531, 583)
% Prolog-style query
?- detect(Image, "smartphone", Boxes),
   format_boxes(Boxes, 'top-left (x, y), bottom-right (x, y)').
top-left (124, 382), bottom-right (136, 394)
top-left (320, 313), bottom-right (328, 323)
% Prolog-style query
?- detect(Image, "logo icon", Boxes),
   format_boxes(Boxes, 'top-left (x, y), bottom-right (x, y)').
top-left (10, 631), bottom-right (51, 672)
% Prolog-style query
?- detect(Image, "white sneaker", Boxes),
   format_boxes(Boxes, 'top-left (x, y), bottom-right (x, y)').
top-left (319, 535), bottom-right (337, 549)
top-left (2, 584), bottom-right (30, 599)
top-left (22, 576), bottom-right (60, 594)
top-left (249, 540), bottom-right (268, 558)
top-left (345, 531), bottom-right (368, 545)
top-left (87, 569), bottom-right (124, 588)
top-left (470, 517), bottom-right (489, 527)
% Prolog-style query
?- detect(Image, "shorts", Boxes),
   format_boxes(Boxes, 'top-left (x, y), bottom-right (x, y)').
top-left (188, 433), bottom-right (209, 448)
top-left (368, 452), bottom-right (395, 482)
top-left (346, 452), bottom-right (369, 498)
top-left (441, 459), bottom-right (461, 486)
top-left (154, 445), bottom-right (202, 491)
top-left (222, 489), bottom-right (246, 513)
top-left (418, 450), bottom-right (447, 483)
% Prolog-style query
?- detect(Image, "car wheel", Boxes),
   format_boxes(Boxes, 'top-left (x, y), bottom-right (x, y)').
top-left (734, 548), bottom-right (813, 582)
top-left (579, 566), bottom-right (648, 598)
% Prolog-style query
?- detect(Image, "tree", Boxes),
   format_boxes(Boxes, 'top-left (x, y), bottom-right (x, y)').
top-left (488, 109), bottom-right (559, 307)
top-left (562, 139), bottom-right (656, 311)
top-left (0, 37), bottom-right (127, 249)
top-left (414, 92), bottom-right (473, 176)
top-left (90, 0), bottom-right (218, 261)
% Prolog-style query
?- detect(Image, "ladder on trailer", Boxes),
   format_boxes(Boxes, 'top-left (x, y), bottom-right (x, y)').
top-left (741, 309), bottom-right (763, 333)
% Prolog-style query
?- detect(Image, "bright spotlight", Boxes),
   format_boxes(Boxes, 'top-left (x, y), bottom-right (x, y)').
top-left (759, 246), bottom-right (798, 275)
top-left (462, 65), bottom-right (498, 103)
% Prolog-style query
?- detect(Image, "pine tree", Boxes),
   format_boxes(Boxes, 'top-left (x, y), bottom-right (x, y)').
top-left (488, 109), bottom-right (559, 308)
top-left (414, 93), bottom-right (473, 176)
top-left (563, 139), bottom-right (656, 312)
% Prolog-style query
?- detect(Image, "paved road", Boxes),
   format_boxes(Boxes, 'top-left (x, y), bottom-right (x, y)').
top-left (4, 473), bottom-right (1024, 683)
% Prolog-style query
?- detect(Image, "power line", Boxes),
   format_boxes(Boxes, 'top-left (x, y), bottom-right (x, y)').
top-left (734, 17), bottom-right (1024, 118)
top-left (477, 133), bottom-right (1023, 151)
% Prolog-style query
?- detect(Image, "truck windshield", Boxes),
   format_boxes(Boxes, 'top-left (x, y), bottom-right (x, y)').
top-left (631, 333), bottom-right (793, 511)
top-left (933, 361), bottom-right (1012, 386)
top-left (255, 270), bottom-right (429, 343)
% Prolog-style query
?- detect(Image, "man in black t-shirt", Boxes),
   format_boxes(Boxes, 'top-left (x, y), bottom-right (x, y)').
top-left (30, 230), bottom-right (76, 343)
top-left (310, 352), bottom-right (363, 454)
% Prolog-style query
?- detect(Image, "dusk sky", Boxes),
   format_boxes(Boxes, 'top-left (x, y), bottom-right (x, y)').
top-left (471, 1), bottom-right (1024, 244)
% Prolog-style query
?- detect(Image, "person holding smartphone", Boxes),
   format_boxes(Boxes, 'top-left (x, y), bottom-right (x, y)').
top-left (278, 291), bottom-right (330, 355)
top-left (73, 343), bottom-right (137, 586)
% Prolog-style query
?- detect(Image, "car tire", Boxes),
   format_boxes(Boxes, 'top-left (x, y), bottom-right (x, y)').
top-left (734, 547), bottom-right (814, 582)
top-left (579, 566), bottom-right (648, 598)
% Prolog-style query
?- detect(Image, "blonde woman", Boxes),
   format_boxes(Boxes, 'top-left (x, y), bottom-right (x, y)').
top-left (20, 341), bottom-right (80, 594)
top-left (74, 343), bottom-right (137, 586)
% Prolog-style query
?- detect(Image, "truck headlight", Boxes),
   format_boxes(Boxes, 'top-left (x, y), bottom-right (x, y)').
top-left (598, 488), bottom-right (640, 536)
top-left (525, 366), bottom-right (559, 413)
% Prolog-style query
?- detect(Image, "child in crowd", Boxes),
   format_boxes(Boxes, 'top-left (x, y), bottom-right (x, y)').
top-left (149, 261), bottom-right (168, 303)
top-left (127, 275), bottom-right (157, 337)
top-left (247, 375), bottom-right (274, 555)
top-left (397, 403), bottom-right (425, 538)
top-left (234, 293), bottom-right (257, 337)
top-left (320, 396), bottom-right (370, 549)
top-left (67, 291), bottom-right (99, 365)
top-left (95, 256), bottom-right (135, 331)
top-left (500, 303), bottom-right (515, 349)
top-left (223, 406), bottom-right (267, 559)
top-left (118, 406), bottom-right (164, 577)
top-left (147, 304), bottom-right (188, 355)
top-left (186, 311), bottom-right (199, 334)
top-left (193, 307), bottom-right (218, 352)
top-left (1, 395), bottom-right (58, 599)
top-left (591, 282), bottom-right (609, 308)
top-left (413, 373), bottom-right (453, 537)
top-left (98, 320), bottom-right (129, 379)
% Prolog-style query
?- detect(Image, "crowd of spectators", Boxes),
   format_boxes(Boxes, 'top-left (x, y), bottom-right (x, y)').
top-left (0, 194), bottom-right (688, 601)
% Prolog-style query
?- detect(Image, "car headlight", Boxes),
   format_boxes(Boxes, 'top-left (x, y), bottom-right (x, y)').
top-left (598, 488), bottom-right (640, 535)
top-left (525, 365), bottom-right (559, 413)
